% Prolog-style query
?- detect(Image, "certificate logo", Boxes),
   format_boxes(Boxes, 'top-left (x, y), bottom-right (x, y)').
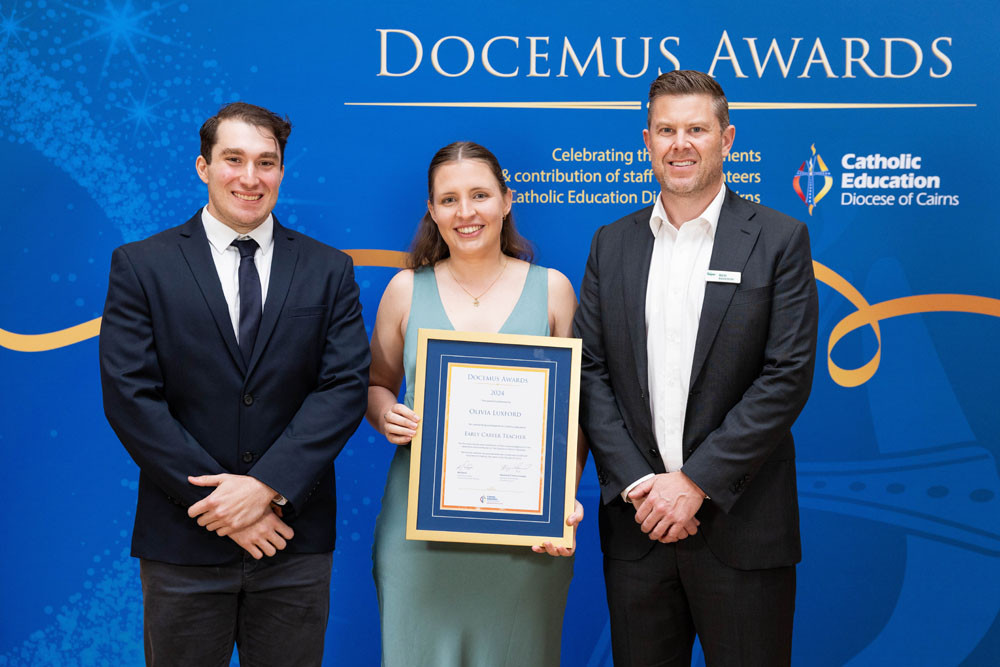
top-left (793, 144), bottom-right (834, 216)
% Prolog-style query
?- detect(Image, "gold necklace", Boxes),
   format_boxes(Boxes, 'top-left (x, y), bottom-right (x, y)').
top-left (445, 259), bottom-right (508, 307)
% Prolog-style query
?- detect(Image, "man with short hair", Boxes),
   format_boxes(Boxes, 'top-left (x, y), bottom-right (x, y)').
top-left (574, 70), bottom-right (818, 666)
top-left (100, 101), bottom-right (370, 666)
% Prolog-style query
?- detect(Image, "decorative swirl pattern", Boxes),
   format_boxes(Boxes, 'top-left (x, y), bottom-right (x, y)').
top-left (813, 261), bottom-right (1000, 387)
top-left (0, 318), bottom-right (103, 353)
top-left (3, 253), bottom-right (998, 392)
top-left (0, 249), bottom-right (408, 352)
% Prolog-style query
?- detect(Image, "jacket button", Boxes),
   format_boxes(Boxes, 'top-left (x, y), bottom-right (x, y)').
top-left (242, 451), bottom-right (255, 463)
top-left (649, 448), bottom-right (659, 457)
top-left (243, 394), bottom-right (254, 406)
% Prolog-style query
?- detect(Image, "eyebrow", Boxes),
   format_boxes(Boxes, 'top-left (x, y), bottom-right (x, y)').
top-left (219, 148), bottom-right (281, 160)
top-left (655, 117), bottom-right (713, 125)
top-left (436, 186), bottom-right (492, 196)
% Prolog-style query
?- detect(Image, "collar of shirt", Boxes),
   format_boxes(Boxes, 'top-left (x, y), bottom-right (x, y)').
top-left (648, 183), bottom-right (727, 239)
top-left (201, 207), bottom-right (275, 257)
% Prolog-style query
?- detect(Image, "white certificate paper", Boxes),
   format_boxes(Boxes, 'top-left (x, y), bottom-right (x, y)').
top-left (440, 363), bottom-right (549, 514)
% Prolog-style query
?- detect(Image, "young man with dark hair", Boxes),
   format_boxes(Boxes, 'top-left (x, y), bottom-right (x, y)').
top-left (100, 102), bottom-right (370, 666)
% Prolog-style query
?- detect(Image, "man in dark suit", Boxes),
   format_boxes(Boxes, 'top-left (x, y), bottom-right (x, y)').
top-left (574, 71), bottom-right (818, 666)
top-left (100, 102), bottom-right (370, 666)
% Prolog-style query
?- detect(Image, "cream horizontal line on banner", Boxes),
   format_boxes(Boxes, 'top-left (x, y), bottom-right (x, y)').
top-left (346, 101), bottom-right (975, 110)
top-left (344, 101), bottom-right (641, 110)
top-left (731, 102), bottom-right (976, 109)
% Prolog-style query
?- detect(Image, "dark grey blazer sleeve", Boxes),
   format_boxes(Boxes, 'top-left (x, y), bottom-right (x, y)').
top-left (681, 219), bottom-right (818, 513)
top-left (574, 224), bottom-right (656, 503)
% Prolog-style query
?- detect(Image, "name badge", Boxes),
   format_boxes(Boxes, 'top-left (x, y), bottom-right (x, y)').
top-left (706, 270), bottom-right (741, 284)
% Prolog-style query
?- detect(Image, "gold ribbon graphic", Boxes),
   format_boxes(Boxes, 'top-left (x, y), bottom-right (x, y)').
top-left (812, 261), bottom-right (1000, 387)
top-left (0, 250), bottom-right (408, 353)
top-left (3, 252), bottom-right (997, 390)
top-left (0, 318), bottom-right (104, 353)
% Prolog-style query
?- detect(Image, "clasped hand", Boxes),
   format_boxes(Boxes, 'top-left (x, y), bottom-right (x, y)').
top-left (187, 473), bottom-right (293, 559)
top-left (187, 473), bottom-right (276, 534)
top-left (628, 471), bottom-right (704, 543)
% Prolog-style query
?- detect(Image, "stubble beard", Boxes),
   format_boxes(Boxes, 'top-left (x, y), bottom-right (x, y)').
top-left (656, 154), bottom-right (724, 201)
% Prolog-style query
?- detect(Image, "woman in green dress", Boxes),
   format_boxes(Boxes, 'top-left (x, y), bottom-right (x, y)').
top-left (368, 142), bottom-right (587, 666)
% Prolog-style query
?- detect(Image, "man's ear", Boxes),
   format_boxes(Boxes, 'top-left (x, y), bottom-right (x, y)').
top-left (195, 155), bottom-right (210, 184)
top-left (721, 124), bottom-right (736, 156)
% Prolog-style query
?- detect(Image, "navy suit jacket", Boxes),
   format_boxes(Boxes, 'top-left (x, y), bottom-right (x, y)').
top-left (100, 211), bottom-right (370, 565)
top-left (573, 189), bottom-right (818, 570)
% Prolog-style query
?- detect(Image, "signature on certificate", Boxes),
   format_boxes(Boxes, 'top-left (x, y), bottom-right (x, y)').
top-left (500, 463), bottom-right (532, 473)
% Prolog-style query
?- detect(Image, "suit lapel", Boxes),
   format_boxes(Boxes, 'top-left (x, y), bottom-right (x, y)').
top-left (177, 212), bottom-right (245, 373)
top-left (621, 208), bottom-right (656, 413)
top-left (689, 190), bottom-right (760, 386)
top-left (247, 219), bottom-right (298, 376)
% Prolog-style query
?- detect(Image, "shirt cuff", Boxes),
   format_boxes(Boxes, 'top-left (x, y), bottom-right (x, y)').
top-left (621, 474), bottom-right (655, 503)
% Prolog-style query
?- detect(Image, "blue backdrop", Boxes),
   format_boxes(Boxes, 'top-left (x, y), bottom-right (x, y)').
top-left (2, 0), bottom-right (998, 665)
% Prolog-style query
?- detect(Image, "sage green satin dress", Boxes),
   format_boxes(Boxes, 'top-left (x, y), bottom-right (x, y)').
top-left (372, 265), bottom-right (573, 667)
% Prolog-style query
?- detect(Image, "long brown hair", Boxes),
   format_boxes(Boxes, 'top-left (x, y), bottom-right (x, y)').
top-left (408, 141), bottom-right (534, 269)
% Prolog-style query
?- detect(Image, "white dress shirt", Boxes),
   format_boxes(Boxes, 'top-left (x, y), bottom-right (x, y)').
top-left (201, 208), bottom-right (274, 342)
top-left (622, 184), bottom-right (725, 500)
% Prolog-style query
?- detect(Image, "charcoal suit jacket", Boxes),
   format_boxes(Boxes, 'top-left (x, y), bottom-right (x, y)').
top-left (573, 189), bottom-right (818, 570)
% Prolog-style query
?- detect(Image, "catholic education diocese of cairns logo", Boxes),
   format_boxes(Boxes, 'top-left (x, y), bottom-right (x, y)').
top-left (793, 144), bottom-right (833, 215)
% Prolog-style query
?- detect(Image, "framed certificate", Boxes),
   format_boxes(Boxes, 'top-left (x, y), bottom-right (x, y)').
top-left (406, 328), bottom-right (581, 548)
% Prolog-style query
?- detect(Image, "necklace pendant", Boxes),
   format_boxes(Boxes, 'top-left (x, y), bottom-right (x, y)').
top-left (473, 299), bottom-right (480, 307)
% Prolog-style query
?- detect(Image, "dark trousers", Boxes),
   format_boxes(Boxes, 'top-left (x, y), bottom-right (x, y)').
top-left (603, 532), bottom-right (795, 667)
top-left (140, 551), bottom-right (332, 667)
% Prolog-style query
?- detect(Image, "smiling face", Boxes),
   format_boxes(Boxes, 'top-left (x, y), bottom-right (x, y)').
top-left (643, 93), bottom-right (735, 211)
top-left (427, 159), bottom-right (512, 259)
top-left (196, 119), bottom-right (284, 234)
